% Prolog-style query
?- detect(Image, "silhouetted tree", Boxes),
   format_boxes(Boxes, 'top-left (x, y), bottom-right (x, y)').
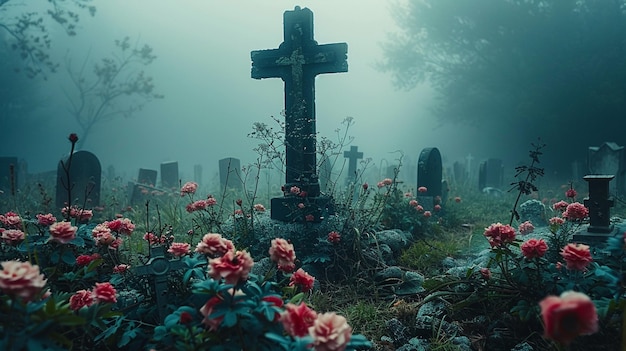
top-left (64, 37), bottom-right (164, 149)
top-left (380, 1), bottom-right (626, 171)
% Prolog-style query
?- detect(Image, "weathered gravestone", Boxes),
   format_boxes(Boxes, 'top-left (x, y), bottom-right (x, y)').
top-left (588, 142), bottom-right (625, 195)
top-left (56, 151), bottom-right (101, 209)
top-left (194, 164), bottom-right (203, 186)
top-left (132, 245), bottom-right (186, 321)
top-left (219, 157), bottom-right (242, 190)
top-left (0, 157), bottom-right (18, 195)
top-left (343, 146), bottom-right (363, 185)
top-left (478, 158), bottom-right (504, 191)
top-left (160, 161), bottom-right (179, 189)
top-left (417, 148), bottom-right (443, 210)
top-left (129, 168), bottom-right (158, 206)
top-left (572, 175), bottom-right (617, 243)
top-left (251, 6), bottom-right (347, 222)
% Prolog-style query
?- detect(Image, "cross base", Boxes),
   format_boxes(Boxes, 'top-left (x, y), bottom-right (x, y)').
top-left (572, 224), bottom-right (619, 244)
top-left (271, 195), bottom-right (334, 223)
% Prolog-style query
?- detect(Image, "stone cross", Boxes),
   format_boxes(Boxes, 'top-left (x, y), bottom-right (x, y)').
top-left (343, 145), bottom-right (363, 184)
top-left (251, 6), bottom-right (348, 222)
top-left (133, 245), bottom-right (186, 321)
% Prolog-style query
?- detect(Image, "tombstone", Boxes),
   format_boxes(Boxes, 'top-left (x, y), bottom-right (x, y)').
top-left (453, 161), bottom-right (466, 184)
top-left (588, 142), bottom-right (625, 195)
top-left (194, 164), bottom-right (203, 186)
top-left (55, 150), bottom-right (101, 209)
top-left (138, 168), bottom-right (157, 186)
top-left (573, 175), bottom-right (618, 243)
top-left (417, 148), bottom-right (442, 211)
top-left (251, 6), bottom-right (347, 222)
top-left (478, 158), bottom-right (504, 191)
top-left (219, 157), bottom-right (242, 190)
top-left (132, 245), bottom-right (186, 321)
top-left (0, 157), bottom-right (18, 195)
top-left (318, 155), bottom-right (333, 193)
top-left (129, 168), bottom-right (158, 206)
top-left (343, 146), bottom-right (363, 185)
top-left (160, 161), bottom-right (179, 189)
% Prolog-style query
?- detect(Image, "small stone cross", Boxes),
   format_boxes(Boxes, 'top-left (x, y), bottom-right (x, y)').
top-left (133, 245), bottom-right (186, 321)
top-left (343, 145), bottom-right (363, 184)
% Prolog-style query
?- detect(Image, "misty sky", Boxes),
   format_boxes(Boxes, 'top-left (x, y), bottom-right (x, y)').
top-left (9, 1), bottom-right (517, 184)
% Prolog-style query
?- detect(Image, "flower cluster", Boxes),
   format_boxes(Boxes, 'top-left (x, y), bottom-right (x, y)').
top-left (518, 220), bottom-right (535, 235)
top-left (69, 282), bottom-right (118, 310)
top-left (180, 181), bottom-right (198, 196)
top-left (483, 222), bottom-right (517, 248)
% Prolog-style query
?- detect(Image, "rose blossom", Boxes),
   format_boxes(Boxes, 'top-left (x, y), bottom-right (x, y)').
top-left (1, 229), bottom-right (25, 245)
top-left (560, 243), bottom-right (593, 271)
top-left (382, 178), bottom-right (393, 186)
top-left (480, 268), bottom-right (491, 280)
top-left (562, 202), bottom-right (589, 221)
top-left (168, 242), bottom-right (191, 257)
top-left (521, 238), bottom-right (548, 259)
top-left (36, 213), bottom-right (57, 226)
top-left (539, 291), bottom-right (598, 345)
top-left (408, 199), bottom-right (418, 207)
top-left (200, 296), bottom-right (224, 331)
top-left (483, 222), bottom-right (516, 248)
top-left (76, 254), bottom-right (95, 266)
top-left (289, 268), bottom-right (315, 292)
top-left (417, 186), bottom-right (427, 193)
top-left (262, 295), bottom-right (285, 322)
top-left (309, 312), bottom-right (353, 351)
top-left (48, 221), bottom-right (77, 244)
top-left (549, 217), bottom-right (565, 226)
top-left (434, 204), bottom-right (442, 212)
top-left (180, 181), bottom-right (198, 196)
top-left (253, 203), bottom-right (266, 212)
top-left (423, 211), bottom-right (432, 218)
top-left (69, 289), bottom-right (94, 310)
top-left (0, 260), bottom-right (47, 302)
top-left (1, 211), bottom-right (22, 228)
top-left (269, 238), bottom-right (296, 272)
top-left (327, 231), bottom-right (341, 244)
top-left (93, 282), bottom-right (117, 303)
top-left (208, 250), bottom-right (254, 285)
top-left (113, 264), bottom-right (130, 273)
top-left (552, 200), bottom-right (569, 212)
top-left (195, 233), bottom-right (234, 257)
top-left (565, 188), bottom-right (577, 199)
top-left (77, 209), bottom-right (93, 222)
top-left (186, 200), bottom-right (208, 213)
top-left (280, 302), bottom-right (318, 337)
top-left (518, 221), bottom-right (535, 235)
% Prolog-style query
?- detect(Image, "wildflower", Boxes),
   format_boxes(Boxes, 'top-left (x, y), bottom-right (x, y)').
top-left (297, 203), bottom-right (305, 209)
top-left (549, 217), bottom-right (565, 226)
top-left (518, 221), bottom-right (535, 235)
top-left (77, 209), bottom-right (93, 222)
top-left (376, 182), bottom-right (384, 188)
top-left (483, 222), bottom-right (516, 248)
top-left (93, 282), bottom-right (117, 303)
top-left (36, 213), bottom-right (56, 226)
top-left (560, 243), bottom-right (593, 271)
top-left (423, 211), bottom-right (432, 218)
top-left (290, 186), bottom-right (301, 195)
top-left (565, 188), bottom-right (577, 199)
top-left (562, 202), bottom-right (589, 221)
top-left (415, 205), bottom-right (424, 212)
top-left (454, 196), bottom-right (462, 203)
top-left (434, 204), bottom-right (442, 212)
top-left (362, 183), bottom-right (368, 190)
top-left (186, 200), bottom-right (208, 213)
top-left (409, 199), bottom-right (418, 207)
top-left (281, 302), bottom-right (318, 337)
top-left (309, 312), bottom-right (353, 351)
top-left (108, 218), bottom-right (135, 235)
top-left (1, 229), bottom-right (24, 245)
top-left (206, 197), bottom-right (217, 206)
top-left (521, 238), bottom-right (548, 259)
top-left (254, 203), bottom-right (266, 212)
top-left (143, 232), bottom-right (163, 245)
top-left (289, 268), bottom-right (315, 292)
top-left (70, 290), bottom-right (94, 310)
top-left (539, 291), bottom-right (598, 345)
top-left (404, 192), bottom-right (413, 198)
top-left (553, 200), bottom-right (569, 212)
top-left (49, 221), bottom-right (77, 244)
top-left (418, 186), bottom-right (428, 193)
top-left (236, 199), bottom-right (243, 206)
top-left (480, 268), bottom-right (491, 280)
top-left (327, 231), bottom-right (341, 244)
top-left (168, 242), bottom-right (191, 257)
top-left (382, 178), bottom-right (393, 186)
top-left (269, 238), bottom-right (296, 272)
top-left (180, 181), bottom-right (198, 196)
top-left (0, 260), bottom-right (47, 302)
top-left (208, 250), bottom-right (254, 285)
top-left (195, 233), bottom-right (235, 257)
top-left (110, 238), bottom-right (123, 250)
top-left (305, 214), bottom-right (315, 222)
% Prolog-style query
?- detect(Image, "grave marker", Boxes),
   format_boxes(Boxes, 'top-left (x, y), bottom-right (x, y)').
top-left (219, 157), bottom-right (242, 190)
top-left (133, 245), bottom-right (186, 321)
top-left (160, 161), bottom-right (179, 189)
top-left (343, 146), bottom-right (363, 185)
top-left (0, 157), bottom-right (18, 195)
top-left (573, 175), bottom-right (617, 243)
top-left (251, 6), bottom-right (347, 222)
top-left (588, 142), bottom-right (625, 195)
top-left (417, 147), bottom-right (442, 210)
top-left (129, 168), bottom-right (158, 206)
top-left (55, 150), bottom-right (101, 209)
top-left (478, 158), bottom-right (504, 191)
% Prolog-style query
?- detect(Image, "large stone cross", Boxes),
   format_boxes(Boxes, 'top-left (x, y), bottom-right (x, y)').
top-left (343, 145), bottom-right (363, 184)
top-left (251, 6), bottom-right (348, 222)
top-left (133, 245), bottom-right (186, 321)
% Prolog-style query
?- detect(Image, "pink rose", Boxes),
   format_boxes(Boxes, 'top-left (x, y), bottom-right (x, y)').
top-left (69, 289), bottom-right (94, 310)
top-left (113, 264), bottom-right (130, 273)
top-left (518, 221), bottom-right (535, 235)
top-left (168, 242), bottom-right (191, 257)
top-left (186, 200), bottom-right (208, 213)
top-left (423, 211), bottom-right (432, 218)
top-left (309, 312), bottom-right (353, 351)
top-left (552, 200), bottom-right (569, 212)
top-left (565, 188), bottom-right (577, 199)
top-left (36, 213), bottom-right (57, 226)
top-left (1, 229), bottom-right (25, 245)
top-left (49, 221), bottom-right (77, 244)
top-left (180, 181), bottom-right (198, 196)
top-left (269, 238), bottom-right (296, 272)
top-left (93, 282), bottom-right (117, 303)
top-left (253, 203), bottom-right (266, 212)
top-left (560, 243), bottom-right (593, 271)
top-left (1, 211), bottom-right (22, 228)
top-left (562, 202), bottom-right (589, 221)
top-left (408, 199), bottom-right (418, 207)
top-left (0, 260), bottom-right (47, 302)
top-left (289, 268), bottom-right (315, 292)
top-left (539, 291), bottom-right (598, 345)
top-left (327, 231), bottom-right (341, 244)
top-left (417, 186), bottom-right (428, 193)
top-left (483, 222), bottom-right (516, 248)
top-left (480, 268), bottom-right (491, 280)
top-left (195, 233), bottom-right (234, 257)
top-left (281, 302), bottom-right (318, 337)
top-left (520, 238), bottom-right (548, 259)
top-left (208, 250), bottom-right (254, 285)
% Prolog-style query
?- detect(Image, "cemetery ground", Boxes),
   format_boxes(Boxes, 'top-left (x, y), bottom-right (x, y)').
top-left (1, 164), bottom-right (625, 351)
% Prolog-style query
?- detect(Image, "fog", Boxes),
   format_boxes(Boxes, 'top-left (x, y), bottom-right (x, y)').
top-left (5, 1), bottom-right (534, 185)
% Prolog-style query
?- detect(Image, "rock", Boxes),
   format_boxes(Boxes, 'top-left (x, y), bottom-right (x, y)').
top-left (519, 199), bottom-right (547, 227)
top-left (452, 336), bottom-right (472, 351)
top-left (376, 229), bottom-right (410, 255)
top-left (396, 337), bottom-right (430, 351)
top-left (385, 318), bottom-right (410, 346)
top-left (511, 342), bottom-right (534, 351)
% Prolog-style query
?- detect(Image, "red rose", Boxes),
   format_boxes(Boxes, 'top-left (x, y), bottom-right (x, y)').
top-left (70, 289), bottom-right (94, 310)
top-left (562, 202), bottom-right (589, 221)
top-left (309, 312), bottom-right (353, 351)
top-left (539, 291), bottom-right (598, 345)
top-left (76, 254), bottom-right (94, 266)
top-left (168, 242), bottom-right (191, 257)
top-left (289, 268), bottom-right (315, 292)
top-left (521, 238), bottom-right (548, 259)
top-left (92, 282), bottom-right (117, 303)
top-left (483, 223), bottom-right (516, 248)
top-left (280, 302), bottom-right (318, 337)
top-left (560, 243), bottom-right (593, 271)
top-left (208, 250), bottom-right (254, 285)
